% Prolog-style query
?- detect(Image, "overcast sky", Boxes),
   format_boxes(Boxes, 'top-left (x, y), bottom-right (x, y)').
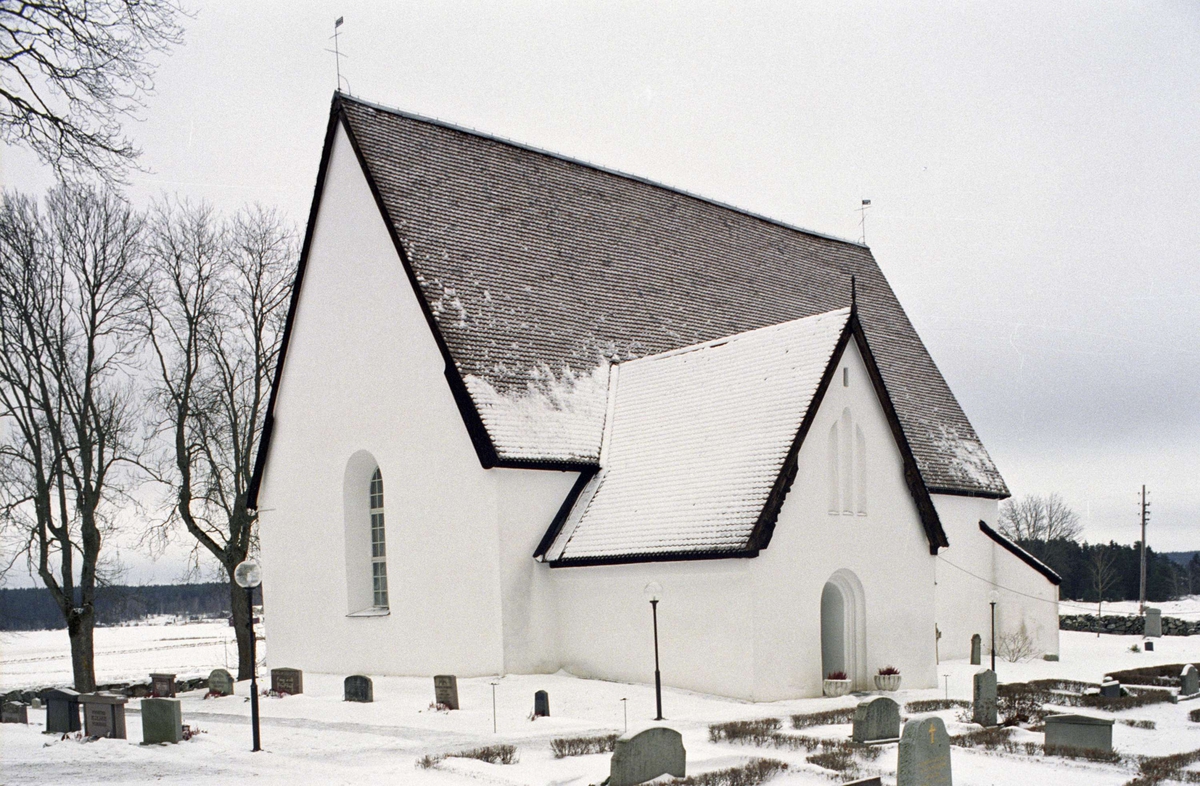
top-left (3, 1), bottom-right (1197, 585)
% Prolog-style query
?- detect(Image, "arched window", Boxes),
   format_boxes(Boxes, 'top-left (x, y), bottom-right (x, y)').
top-left (369, 468), bottom-right (388, 608)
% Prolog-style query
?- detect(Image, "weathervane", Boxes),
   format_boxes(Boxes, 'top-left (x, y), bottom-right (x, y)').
top-left (328, 17), bottom-right (349, 94)
top-left (858, 198), bottom-right (871, 245)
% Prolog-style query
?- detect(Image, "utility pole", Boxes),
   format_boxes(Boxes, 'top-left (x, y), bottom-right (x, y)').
top-left (1139, 485), bottom-right (1150, 615)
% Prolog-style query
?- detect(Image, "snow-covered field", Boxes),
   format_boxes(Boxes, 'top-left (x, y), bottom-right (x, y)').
top-left (4, 624), bottom-right (1200, 785)
top-left (1058, 594), bottom-right (1200, 619)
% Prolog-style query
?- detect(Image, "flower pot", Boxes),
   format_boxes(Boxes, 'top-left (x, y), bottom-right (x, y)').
top-left (874, 673), bottom-right (901, 691)
top-left (823, 678), bottom-right (852, 698)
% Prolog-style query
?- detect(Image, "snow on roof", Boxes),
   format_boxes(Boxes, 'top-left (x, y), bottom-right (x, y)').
top-left (544, 308), bottom-right (851, 563)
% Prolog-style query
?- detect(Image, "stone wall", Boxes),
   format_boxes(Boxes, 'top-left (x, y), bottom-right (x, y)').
top-left (1, 676), bottom-right (209, 706)
top-left (1059, 614), bottom-right (1200, 636)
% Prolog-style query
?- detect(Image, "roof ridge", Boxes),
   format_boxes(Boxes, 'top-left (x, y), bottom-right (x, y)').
top-left (336, 92), bottom-right (869, 251)
top-left (617, 306), bottom-right (852, 369)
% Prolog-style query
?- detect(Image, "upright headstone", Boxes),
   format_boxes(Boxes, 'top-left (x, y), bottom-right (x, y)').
top-left (2, 702), bottom-right (28, 724)
top-left (1181, 665), bottom-right (1199, 696)
top-left (271, 668), bottom-right (303, 695)
top-left (45, 688), bottom-right (81, 733)
top-left (897, 715), bottom-right (952, 786)
top-left (1145, 641), bottom-right (1154, 652)
top-left (534, 690), bottom-right (550, 718)
top-left (852, 696), bottom-right (901, 743)
top-left (79, 693), bottom-right (128, 739)
top-left (140, 698), bottom-right (183, 744)
top-left (31, 697), bottom-right (43, 709)
top-left (344, 675), bottom-right (373, 703)
top-left (608, 727), bottom-right (686, 786)
top-left (150, 673), bottom-right (177, 698)
top-left (1100, 680), bottom-right (1121, 699)
top-left (1145, 608), bottom-right (1162, 638)
top-left (970, 634), bottom-right (982, 666)
top-left (973, 669), bottom-right (997, 727)
top-left (433, 675), bottom-right (459, 710)
top-left (1044, 713), bottom-right (1114, 754)
top-left (207, 669), bottom-right (234, 697)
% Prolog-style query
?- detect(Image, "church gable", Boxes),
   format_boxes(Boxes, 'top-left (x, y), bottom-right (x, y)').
top-left (539, 307), bottom-right (949, 566)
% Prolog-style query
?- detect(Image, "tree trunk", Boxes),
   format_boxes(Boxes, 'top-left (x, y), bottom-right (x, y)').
top-left (68, 607), bottom-right (97, 692)
top-left (230, 577), bottom-right (254, 681)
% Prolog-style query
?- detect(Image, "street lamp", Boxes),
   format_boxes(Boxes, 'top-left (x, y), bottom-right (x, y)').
top-left (989, 590), bottom-right (999, 673)
top-left (234, 560), bottom-right (262, 752)
top-left (644, 582), bottom-right (664, 721)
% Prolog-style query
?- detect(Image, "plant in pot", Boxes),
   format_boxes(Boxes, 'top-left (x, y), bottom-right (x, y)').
top-left (823, 671), bottom-right (852, 697)
top-left (874, 666), bottom-right (901, 691)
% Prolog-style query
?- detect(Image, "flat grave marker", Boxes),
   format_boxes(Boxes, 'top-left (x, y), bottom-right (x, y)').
top-left (897, 715), bottom-right (951, 786)
top-left (344, 675), bottom-right (373, 703)
top-left (608, 727), bottom-right (686, 786)
top-left (434, 675), bottom-right (459, 710)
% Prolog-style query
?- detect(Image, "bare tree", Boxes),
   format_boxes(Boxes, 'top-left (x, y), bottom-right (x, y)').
top-left (1089, 545), bottom-right (1117, 637)
top-left (0, 0), bottom-right (184, 181)
top-left (998, 492), bottom-right (1082, 561)
top-left (143, 200), bottom-right (293, 680)
top-left (0, 184), bottom-right (145, 690)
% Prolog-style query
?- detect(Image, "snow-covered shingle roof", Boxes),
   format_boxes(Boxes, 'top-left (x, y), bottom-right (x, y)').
top-left (544, 309), bottom-right (851, 563)
top-left (248, 93), bottom-right (1010, 507)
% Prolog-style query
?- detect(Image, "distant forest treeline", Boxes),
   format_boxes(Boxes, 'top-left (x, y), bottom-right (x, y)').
top-left (0, 583), bottom-right (259, 631)
top-left (1017, 539), bottom-right (1200, 605)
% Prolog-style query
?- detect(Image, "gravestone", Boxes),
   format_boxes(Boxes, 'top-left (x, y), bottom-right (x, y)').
top-left (45, 688), bottom-right (81, 733)
top-left (1182, 665), bottom-right (1199, 696)
top-left (845, 779), bottom-right (883, 786)
top-left (31, 697), bottom-right (42, 709)
top-left (433, 675), bottom-right (459, 710)
top-left (608, 727), bottom-right (686, 786)
top-left (207, 669), bottom-right (234, 697)
top-left (150, 672), bottom-right (176, 698)
top-left (897, 715), bottom-right (951, 786)
top-left (1100, 680), bottom-right (1121, 698)
top-left (140, 698), bottom-right (183, 744)
top-left (1145, 641), bottom-right (1154, 652)
top-left (1044, 713), bottom-right (1113, 754)
top-left (344, 675), bottom-right (373, 703)
top-left (80, 693), bottom-right (128, 739)
top-left (852, 696), bottom-right (900, 743)
top-left (970, 634), bottom-right (981, 666)
top-left (271, 668), bottom-right (303, 695)
top-left (1044, 653), bottom-right (1060, 661)
top-left (534, 690), bottom-right (550, 718)
top-left (2, 702), bottom-right (28, 723)
top-left (1145, 608), bottom-right (1162, 638)
top-left (973, 669), bottom-right (997, 727)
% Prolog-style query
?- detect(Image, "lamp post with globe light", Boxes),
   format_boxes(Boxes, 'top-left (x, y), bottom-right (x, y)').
top-left (989, 589), bottom-right (999, 672)
top-left (644, 582), bottom-right (664, 721)
top-left (234, 560), bottom-right (262, 752)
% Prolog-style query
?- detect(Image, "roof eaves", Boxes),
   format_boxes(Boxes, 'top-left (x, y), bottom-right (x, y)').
top-left (979, 520), bottom-right (1062, 586)
top-left (547, 546), bottom-right (760, 569)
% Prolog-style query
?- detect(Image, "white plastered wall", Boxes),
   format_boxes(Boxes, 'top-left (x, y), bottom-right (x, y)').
top-left (257, 122), bottom-right (566, 677)
top-left (932, 495), bottom-right (1061, 663)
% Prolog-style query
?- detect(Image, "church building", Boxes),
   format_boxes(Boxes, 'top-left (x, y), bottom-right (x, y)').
top-left (249, 93), bottom-right (1060, 700)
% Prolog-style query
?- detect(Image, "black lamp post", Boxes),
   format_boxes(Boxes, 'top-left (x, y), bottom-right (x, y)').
top-left (989, 590), bottom-right (999, 673)
top-left (234, 560), bottom-right (263, 752)
top-left (644, 582), bottom-right (664, 721)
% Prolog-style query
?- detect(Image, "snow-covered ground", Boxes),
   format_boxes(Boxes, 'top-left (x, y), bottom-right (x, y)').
top-left (1058, 594), bottom-right (1200, 619)
top-left (4, 625), bottom-right (1200, 785)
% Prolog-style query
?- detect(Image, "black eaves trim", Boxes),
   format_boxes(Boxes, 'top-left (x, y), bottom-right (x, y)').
top-left (978, 520), bottom-right (1062, 585)
top-left (533, 468), bottom-right (598, 560)
top-left (549, 547), bottom-right (760, 569)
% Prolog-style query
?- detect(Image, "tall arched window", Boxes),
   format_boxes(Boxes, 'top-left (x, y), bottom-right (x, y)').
top-left (369, 468), bottom-right (389, 608)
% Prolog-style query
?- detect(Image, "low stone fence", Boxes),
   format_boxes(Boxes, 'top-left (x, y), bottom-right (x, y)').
top-left (2, 676), bottom-right (209, 706)
top-left (1059, 613), bottom-right (1200, 636)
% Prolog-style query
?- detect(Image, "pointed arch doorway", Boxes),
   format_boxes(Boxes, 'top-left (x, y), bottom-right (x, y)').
top-left (820, 569), bottom-right (868, 690)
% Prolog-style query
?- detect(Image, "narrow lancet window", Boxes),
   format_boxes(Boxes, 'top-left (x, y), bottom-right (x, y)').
top-left (369, 468), bottom-right (388, 608)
